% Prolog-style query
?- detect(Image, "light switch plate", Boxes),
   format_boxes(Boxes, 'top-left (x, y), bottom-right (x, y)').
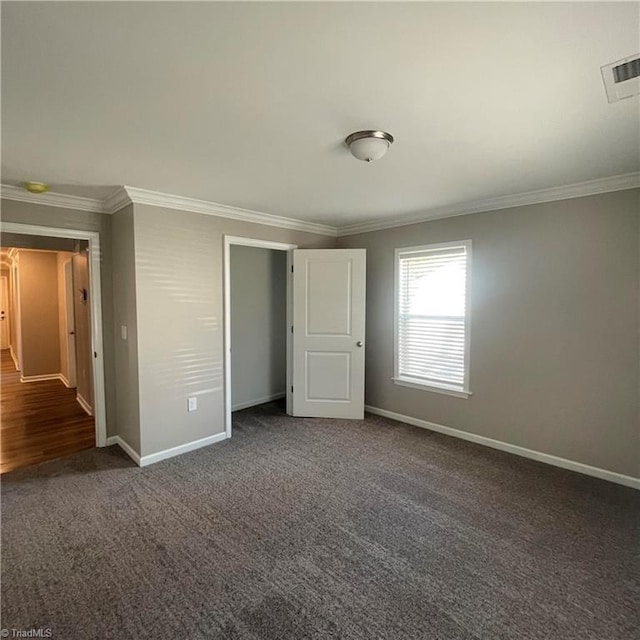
top-left (121, 325), bottom-right (127, 340)
top-left (188, 396), bottom-right (198, 412)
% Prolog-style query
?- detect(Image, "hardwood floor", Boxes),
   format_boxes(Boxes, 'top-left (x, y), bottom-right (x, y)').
top-left (1, 349), bottom-right (95, 473)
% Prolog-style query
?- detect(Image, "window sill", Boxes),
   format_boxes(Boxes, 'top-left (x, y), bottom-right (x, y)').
top-left (392, 377), bottom-right (472, 399)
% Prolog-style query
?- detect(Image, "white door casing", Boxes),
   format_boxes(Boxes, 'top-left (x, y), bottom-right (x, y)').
top-left (292, 249), bottom-right (366, 419)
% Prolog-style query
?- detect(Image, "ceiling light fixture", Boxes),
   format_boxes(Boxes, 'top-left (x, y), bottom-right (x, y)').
top-left (345, 130), bottom-right (394, 162)
top-left (23, 181), bottom-right (49, 194)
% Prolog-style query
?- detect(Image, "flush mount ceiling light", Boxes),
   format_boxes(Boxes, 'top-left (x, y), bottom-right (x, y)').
top-left (345, 130), bottom-right (394, 162)
top-left (23, 181), bottom-right (49, 194)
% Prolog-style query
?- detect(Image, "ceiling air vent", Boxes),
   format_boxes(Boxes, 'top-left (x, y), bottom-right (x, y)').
top-left (601, 54), bottom-right (640, 103)
top-left (612, 58), bottom-right (640, 83)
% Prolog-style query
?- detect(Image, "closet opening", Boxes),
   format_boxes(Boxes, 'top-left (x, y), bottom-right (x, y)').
top-left (223, 237), bottom-right (297, 437)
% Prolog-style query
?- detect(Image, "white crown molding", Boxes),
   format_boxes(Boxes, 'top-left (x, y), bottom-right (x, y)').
top-left (2, 171), bottom-right (638, 238)
top-left (122, 186), bottom-right (338, 236)
top-left (102, 186), bottom-right (131, 214)
top-left (0, 184), bottom-right (104, 213)
top-left (0, 183), bottom-right (336, 236)
top-left (336, 172), bottom-right (640, 236)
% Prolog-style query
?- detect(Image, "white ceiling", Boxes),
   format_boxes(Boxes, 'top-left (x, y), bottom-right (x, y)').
top-left (2, 2), bottom-right (639, 227)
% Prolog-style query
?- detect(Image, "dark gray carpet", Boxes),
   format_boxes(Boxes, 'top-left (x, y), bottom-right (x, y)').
top-left (2, 402), bottom-right (639, 639)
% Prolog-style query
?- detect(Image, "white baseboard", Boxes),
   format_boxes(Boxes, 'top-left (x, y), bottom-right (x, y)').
top-left (21, 373), bottom-right (65, 384)
top-left (9, 346), bottom-right (19, 371)
top-left (106, 435), bottom-right (141, 465)
top-left (140, 432), bottom-right (228, 466)
top-left (365, 405), bottom-right (640, 490)
top-left (19, 371), bottom-right (73, 388)
top-left (106, 432), bottom-right (228, 467)
top-left (232, 392), bottom-right (286, 412)
top-left (76, 393), bottom-right (93, 416)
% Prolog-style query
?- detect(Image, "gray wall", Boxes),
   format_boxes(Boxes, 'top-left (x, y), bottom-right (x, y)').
top-left (338, 189), bottom-right (640, 477)
top-left (5, 189), bottom-right (637, 477)
top-left (111, 205), bottom-right (141, 451)
top-left (17, 251), bottom-right (60, 377)
top-left (1, 198), bottom-right (116, 434)
top-left (133, 203), bottom-right (334, 457)
top-left (230, 245), bottom-right (287, 410)
top-left (2, 233), bottom-right (75, 252)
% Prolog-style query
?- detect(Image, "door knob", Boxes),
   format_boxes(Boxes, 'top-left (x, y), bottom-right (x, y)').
top-left (356, 341), bottom-right (363, 347)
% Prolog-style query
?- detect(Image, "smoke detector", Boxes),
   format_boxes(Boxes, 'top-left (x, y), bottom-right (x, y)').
top-left (23, 181), bottom-right (49, 194)
top-left (601, 54), bottom-right (640, 103)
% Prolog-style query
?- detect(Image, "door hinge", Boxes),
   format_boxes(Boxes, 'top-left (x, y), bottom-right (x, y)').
top-left (291, 325), bottom-right (293, 333)
top-left (94, 351), bottom-right (97, 358)
top-left (291, 265), bottom-right (294, 273)
top-left (291, 385), bottom-right (293, 393)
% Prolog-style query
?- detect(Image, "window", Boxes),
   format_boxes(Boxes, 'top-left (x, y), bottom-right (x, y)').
top-left (394, 240), bottom-right (471, 398)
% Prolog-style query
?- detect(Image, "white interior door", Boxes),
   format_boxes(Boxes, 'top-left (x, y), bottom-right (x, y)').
top-left (64, 260), bottom-right (77, 388)
top-left (0, 276), bottom-right (9, 349)
top-left (291, 249), bottom-right (366, 419)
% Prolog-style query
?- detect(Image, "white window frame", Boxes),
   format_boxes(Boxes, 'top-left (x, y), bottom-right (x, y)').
top-left (393, 240), bottom-right (472, 399)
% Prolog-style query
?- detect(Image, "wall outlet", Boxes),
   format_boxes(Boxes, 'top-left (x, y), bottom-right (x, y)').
top-left (188, 396), bottom-right (198, 412)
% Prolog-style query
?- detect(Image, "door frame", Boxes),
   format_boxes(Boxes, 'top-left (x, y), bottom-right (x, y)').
top-left (1, 222), bottom-right (108, 447)
top-left (223, 235), bottom-right (297, 438)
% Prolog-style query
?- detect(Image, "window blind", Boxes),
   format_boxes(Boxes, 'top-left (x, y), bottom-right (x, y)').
top-left (397, 243), bottom-right (469, 390)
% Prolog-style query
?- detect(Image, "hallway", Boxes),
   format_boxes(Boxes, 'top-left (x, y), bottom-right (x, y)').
top-left (1, 349), bottom-right (94, 473)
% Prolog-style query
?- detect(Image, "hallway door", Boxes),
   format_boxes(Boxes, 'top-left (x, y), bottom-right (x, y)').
top-left (0, 276), bottom-right (9, 349)
top-left (64, 260), bottom-right (77, 388)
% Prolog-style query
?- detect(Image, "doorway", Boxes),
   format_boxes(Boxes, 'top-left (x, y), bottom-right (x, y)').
top-left (223, 236), bottom-right (297, 437)
top-left (0, 242), bottom-right (95, 471)
top-left (0, 222), bottom-right (107, 471)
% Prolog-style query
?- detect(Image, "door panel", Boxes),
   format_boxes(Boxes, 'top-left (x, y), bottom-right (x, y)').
top-left (306, 259), bottom-right (352, 335)
top-left (292, 249), bottom-right (366, 418)
top-left (64, 260), bottom-right (77, 388)
top-left (306, 351), bottom-right (351, 401)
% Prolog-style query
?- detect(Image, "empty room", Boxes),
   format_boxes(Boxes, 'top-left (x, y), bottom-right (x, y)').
top-left (1, 2), bottom-right (638, 639)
